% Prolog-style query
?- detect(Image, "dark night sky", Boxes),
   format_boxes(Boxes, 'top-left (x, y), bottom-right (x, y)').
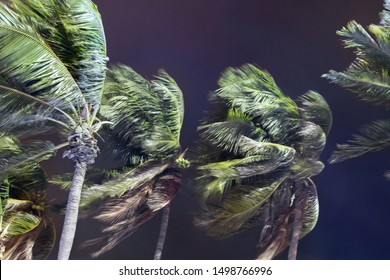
top-left (45, 0), bottom-right (390, 259)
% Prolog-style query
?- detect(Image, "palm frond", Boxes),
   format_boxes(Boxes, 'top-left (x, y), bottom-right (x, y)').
top-left (3, 218), bottom-right (55, 260)
top-left (151, 70), bottom-right (184, 141)
top-left (298, 91), bottom-right (332, 136)
top-left (336, 20), bottom-right (390, 67)
top-left (2, 211), bottom-right (41, 237)
top-left (80, 160), bottom-right (170, 209)
top-left (198, 118), bottom-right (262, 156)
top-left (196, 178), bottom-right (289, 237)
top-left (0, 179), bottom-right (10, 218)
top-left (9, 0), bottom-right (108, 106)
top-left (31, 219), bottom-right (55, 259)
top-left (323, 68), bottom-right (390, 107)
top-left (0, 140), bottom-right (57, 179)
top-left (84, 169), bottom-right (181, 257)
top-left (330, 119), bottom-right (390, 163)
top-left (296, 121), bottom-right (327, 159)
top-left (0, 2), bottom-right (84, 110)
top-left (101, 65), bottom-right (182, 160)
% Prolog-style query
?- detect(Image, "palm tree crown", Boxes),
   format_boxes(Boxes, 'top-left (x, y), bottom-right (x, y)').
top-left (323, 0), bottom-right (390, 173)
top-left (0, 0), bottom-right (108, 259)
top-left (79, 65), bottom-right (187, 258)
top-left (194, 64), bottom-right (332, 259)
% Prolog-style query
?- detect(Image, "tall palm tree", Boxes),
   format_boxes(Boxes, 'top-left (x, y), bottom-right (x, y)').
top-left (0, 0), bottom-right (108, 259)
top-left (194, 64), bottom-right (332, 259)
top-left (0, 135), bottom-right (55, 259)
top-left (323, 0), bottom-right (390, 174)
top-left (79, 65), bottom-right (188, 259)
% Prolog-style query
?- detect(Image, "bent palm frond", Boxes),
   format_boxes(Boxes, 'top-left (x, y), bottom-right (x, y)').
top-left (324, 0), bottom-right (390, 173)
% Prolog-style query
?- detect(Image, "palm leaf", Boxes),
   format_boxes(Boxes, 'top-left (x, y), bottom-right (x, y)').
top-left (3, 218), bottom-right (55, 260)
top-left (9, 0), bottom-right (108, 106)
top-left (298, 91), bottom-right (333, 136)
top-left (0, 2), bottom-right (84, 109)
top-left (151, 70), bottom-right (184, 141)
top-left (80, 160), bottom-right (170, 209)
top-left (196, 178), bottom-right (288, 237)
top-left (216, 64), bottom-right (301, 144)
top-left (330, 119), bottom-right (390, 163)
top-left (101, 65), bottom-right (183, 160)
top-left (84, 169), bottom-right (181, 258)
top-left (2, 211), bottom-right (41, 237)
top-left (323, 68), bottom-right (390, 107)
top-left (0, 140), bottom-right (57, 179)
top-left (336, 20), bottom-right (390, 69)
top-left (0, 179), bottom-right (10, 219)
top-left (31, 219), bottom-right (56, 259)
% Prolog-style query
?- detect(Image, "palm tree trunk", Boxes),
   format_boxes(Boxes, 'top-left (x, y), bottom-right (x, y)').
top-left (153, 204), bottom-right (170, 260)
top-left (287, 188), bottom-right (307, 260)
top-left (287, 207), bottom-right (304, 260)
top-left (58, 161), bottom-right (87, 260)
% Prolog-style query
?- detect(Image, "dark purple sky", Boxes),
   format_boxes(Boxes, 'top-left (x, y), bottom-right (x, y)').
top-left (49, 0), bottom-right (390, 259)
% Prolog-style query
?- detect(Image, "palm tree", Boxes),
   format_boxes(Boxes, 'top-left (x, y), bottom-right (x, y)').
top-left (79, 65), bottom-right (188, 259)
top-left (323, 0), bottom-right (390, 174)
top-left (0, 0), bottom-right (108, 259)
top-left (194, 64), bottom-right (332, 259)
top-left (0, 135), bottom-right (55, 259)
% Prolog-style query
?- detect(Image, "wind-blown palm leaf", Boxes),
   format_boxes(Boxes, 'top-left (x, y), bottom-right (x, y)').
top-left (0, 135), bottom-right (57, 178)
top-left (216, 64), bottom-right (301, 144)
top-left (299, 91), bottom-right (333, 136)
top-left (330, 119), bottom-right (390, 163)
top-left (1, 212), bottom-right (41, 237)
top-left (101, 65), bottom-right (182, 160)
top-left (83, 169), bottom-right (181, 258)
top-left (3, 219), bottom-right (55, 260)
top-left (0, 3), bottom-right (83, 110)
top-left (80, 160), bottom-right (170, 209)
top-left (325, 68), bottom-right (390, 107)
top-left (8, 0), bottom-right (107, 106)
top-left (323, 0), bottom-right (390, 174)
top-left (195, 64), bottom-right (331, 259)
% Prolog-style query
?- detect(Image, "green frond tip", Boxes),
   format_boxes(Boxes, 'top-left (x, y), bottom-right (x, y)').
top-left (330, 119), bottom-right (390, 163)
top-left (2, 212), bottom-right (42, 237)
top-left (196, 178), bottom-right (287, 237)
top-left (80, 160), bottom-right (170, 209)
top-left (298, 91), bottom-right (332, 136)
top-left (0, 140), bottom-right (57, 179)
top-left (216, 64), bottom-right (299, 119)
top-left (0, 179), bottom-right (10, 217)
top-left (323, 69), bottom-right (390, 108)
